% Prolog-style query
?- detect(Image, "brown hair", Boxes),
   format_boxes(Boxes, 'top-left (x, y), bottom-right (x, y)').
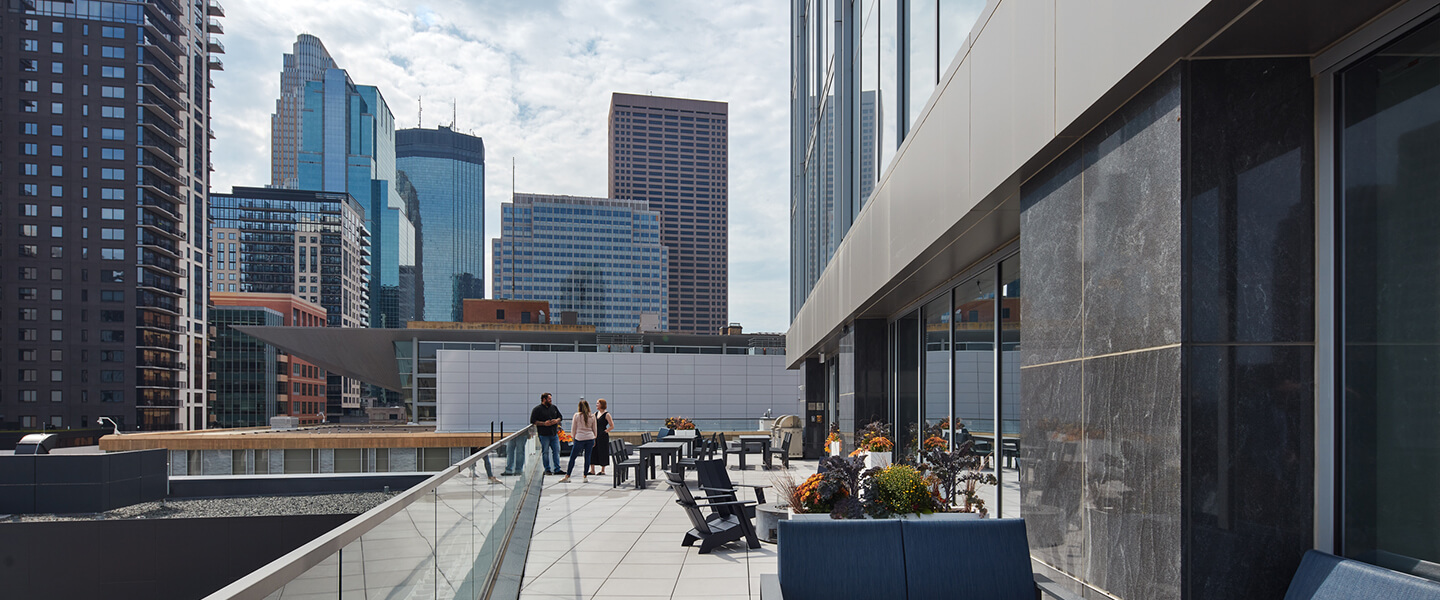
top-left (596, 398), bottom-right (607, 410)
top-left (578, 400), bottom-right (593, 426)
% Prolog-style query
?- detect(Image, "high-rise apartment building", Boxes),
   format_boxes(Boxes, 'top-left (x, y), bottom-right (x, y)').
top-left (270, 34), bottom-right (335, 190)
top-left (608, 93), bottom-right (728, 335)
top-left (396, 126), bottom-right (485, 321)
top-left (209, 187), bottom-right (369, 416)
top-left (0, 0), bottom-right (223, 431)
top-left (492, 194), bottom-right (666, 333)
top-left (209, 292), bottom-right (328, 428)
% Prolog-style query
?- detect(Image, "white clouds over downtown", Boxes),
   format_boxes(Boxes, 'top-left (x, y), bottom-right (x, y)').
top-left (210, 0), bottom-right (792, 333)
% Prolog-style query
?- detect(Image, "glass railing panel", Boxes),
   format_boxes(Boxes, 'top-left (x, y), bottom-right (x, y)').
top-left (205, 428), bottom-right (539, 600)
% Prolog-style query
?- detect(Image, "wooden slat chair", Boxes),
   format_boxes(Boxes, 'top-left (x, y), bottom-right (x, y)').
top-left (663, 470), bottom-right (760, 554)
top-left (641, 432), bottom-right (654, 445)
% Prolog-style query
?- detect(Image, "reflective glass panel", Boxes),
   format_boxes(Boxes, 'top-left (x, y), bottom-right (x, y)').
top-left (1340, 16), bottom-right (1440, 578)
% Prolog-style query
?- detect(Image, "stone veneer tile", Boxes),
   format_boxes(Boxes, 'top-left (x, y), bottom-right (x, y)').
top-left (1019, 360), bottom-right (1086, 576)
top-left (1185, 58), bottom-right (1315, 344)
top-left (1186, 344), bottom-right (1314, 599)
top-left (1021, 151), bottom-right (1086, 366)
top-left (1082, 70), bottom-right (1183, 356)
top-left (1082, 347), bottom-right (1182, 600)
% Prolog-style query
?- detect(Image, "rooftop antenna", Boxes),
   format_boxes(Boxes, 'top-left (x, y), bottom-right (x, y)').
top-left (418, 96), bottom-right (423, 128)
top-left (452, 98), bottom-right (457, 129)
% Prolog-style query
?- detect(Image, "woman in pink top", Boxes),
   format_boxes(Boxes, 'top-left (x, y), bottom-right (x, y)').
top-left (560, 400), bottom-right (598, 482)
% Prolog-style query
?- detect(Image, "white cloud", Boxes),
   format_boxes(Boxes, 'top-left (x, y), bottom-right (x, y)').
top-left (211, 0), bottom-right (792, 333)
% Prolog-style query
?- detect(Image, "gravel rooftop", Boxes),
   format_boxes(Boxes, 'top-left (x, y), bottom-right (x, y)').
top-left (0, 491), bottom-right (394, 523)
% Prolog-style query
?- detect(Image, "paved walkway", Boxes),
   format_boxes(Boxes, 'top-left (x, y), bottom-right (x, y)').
top-left (518, 459), bottom-right (818, 600)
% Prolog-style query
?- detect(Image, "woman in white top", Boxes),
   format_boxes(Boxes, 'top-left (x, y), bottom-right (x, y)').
top-left (560, 400), bottom-right (598, 482)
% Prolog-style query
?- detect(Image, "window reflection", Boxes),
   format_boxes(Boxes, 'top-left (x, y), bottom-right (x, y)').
top-left (908, 0), bottom-right (938, 129)
top-left (1000, 255), bottom-right (1022, 518)
top-left (1340, 15), bottom-right (1440, 577)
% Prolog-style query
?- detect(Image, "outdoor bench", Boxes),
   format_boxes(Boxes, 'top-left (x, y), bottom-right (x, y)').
top-left (759, 518), bottom-right (1075, 600)
top-left (1284, 549), bottom-right (1440, 599)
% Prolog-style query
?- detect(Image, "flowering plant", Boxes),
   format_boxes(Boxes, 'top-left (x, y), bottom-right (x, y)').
top-left (863, 464), bottom-right (943, 517)
top-left (558, 428), bottom-right (574, 443)
top-left (795, 472), bottom-right (850, 514)
top-left (824, 425), bottom-right (842, 449)
top-left (862, 436), bottom-right (894, 453)
top-left (923, 436), bottom-right (948, 451)
top-left (664, 416), bottom-right (695, 430)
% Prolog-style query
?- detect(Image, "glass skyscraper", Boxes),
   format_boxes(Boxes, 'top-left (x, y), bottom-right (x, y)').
top-left (396, 126), bottom-right (485, 322)
top-left (279, 56), bottom-right (418, 329)
top-left (271, 34), bottom-right (335, 190)
top-left (492, 194), bottom-right (667, 333)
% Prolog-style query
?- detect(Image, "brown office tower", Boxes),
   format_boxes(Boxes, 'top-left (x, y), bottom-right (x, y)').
top-left (0, 1), bottom-right (224, 431)
top-left (608, 93), bottom-right (728, 335)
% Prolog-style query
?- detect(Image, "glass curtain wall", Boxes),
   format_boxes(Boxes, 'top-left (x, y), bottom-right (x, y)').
top-left (893, 312), bottom-right (921, 459)
top-left (999, 256), bottom-right (1022, 518)
top-left (1338, 15), bottom-right (1440, 577)
top-left (894, 255), bottom-right (1021, 516)
top-left (908, 0), bottom-right (937, 129)
top-left (878, 0), bottom-right (900, 175)
top-left (921, 294), bottom-right (952, 464)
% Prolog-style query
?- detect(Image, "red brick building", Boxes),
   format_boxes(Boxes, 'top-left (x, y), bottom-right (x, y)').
top-left (211, 293), bottom-right (328, 426)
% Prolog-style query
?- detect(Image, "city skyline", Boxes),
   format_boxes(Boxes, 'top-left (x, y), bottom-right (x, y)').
top-left (209, 0), bottom-right (790, 333)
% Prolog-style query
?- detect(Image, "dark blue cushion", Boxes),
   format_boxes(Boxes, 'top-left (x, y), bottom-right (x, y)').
top-left (1285, 550), bottom-right (1440, 600)
top-left (900, 518), bottom-right (1035, 600)
top-left (778, 519), bottom-right (906, 600)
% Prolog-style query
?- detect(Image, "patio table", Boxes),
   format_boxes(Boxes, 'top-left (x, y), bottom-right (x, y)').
top-left (737, 435), bottom-right (773, 470)
top-left (635, 441), bottom-right (687, 489)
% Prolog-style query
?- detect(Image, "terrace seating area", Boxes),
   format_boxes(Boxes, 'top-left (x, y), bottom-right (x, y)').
top-left (518, 458), bottom-right (817, 599)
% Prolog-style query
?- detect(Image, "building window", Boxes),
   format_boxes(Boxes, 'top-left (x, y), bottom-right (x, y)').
top-left (101, 66), bottom-right (124, 79)
top-left (1337, 15), bottom-right (1440, 580)
top-left (102, 26), bottom-right (125, 39)
top-left (101, 46), bottom-right (124, 59)
top-left (101, 106), bottom-right (124, 119)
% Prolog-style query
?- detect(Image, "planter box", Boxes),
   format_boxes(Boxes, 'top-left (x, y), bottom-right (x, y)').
top-left (787, 509), bottom-right (979, 521)
top-left (866, 451), bottom-right (891, 469)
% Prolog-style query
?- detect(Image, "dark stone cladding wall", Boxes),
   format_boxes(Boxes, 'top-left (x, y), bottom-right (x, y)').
top-left (1021, 67), bottom-right (1186, 600)
top-left (1020, 59), bottom-right (1316, 599)
top-left (1181, 58), bottom-right (1315, 600)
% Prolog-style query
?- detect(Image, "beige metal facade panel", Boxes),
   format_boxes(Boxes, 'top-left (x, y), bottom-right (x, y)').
top-left (1054, 0), bottom-right (1209, 130)
top-left (968, 0), bottom-right (1056, 203)
top-left (787, 0), bottom-right (1204, 367)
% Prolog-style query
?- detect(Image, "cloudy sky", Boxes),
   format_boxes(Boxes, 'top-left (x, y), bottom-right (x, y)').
top-left (210, 0), bottom-right (792, 333)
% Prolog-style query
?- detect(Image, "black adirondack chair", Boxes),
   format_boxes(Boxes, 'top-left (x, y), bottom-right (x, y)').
top-left (664, 470), bottom-right (760, 554)
top-left (696, 458), bottom-right (769, 520)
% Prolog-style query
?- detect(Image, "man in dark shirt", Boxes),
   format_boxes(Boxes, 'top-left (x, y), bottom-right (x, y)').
top-left (530, 392), bottom-right (563, 474)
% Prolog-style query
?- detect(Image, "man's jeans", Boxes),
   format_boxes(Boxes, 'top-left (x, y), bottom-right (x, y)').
top-left (538, 434), bottom-right (561, 473)
top-left (504, 435), bottom-right (527, 475)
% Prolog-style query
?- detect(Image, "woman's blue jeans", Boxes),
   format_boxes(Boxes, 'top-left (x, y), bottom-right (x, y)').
top-left (565, 439), bottom-right (596, 476)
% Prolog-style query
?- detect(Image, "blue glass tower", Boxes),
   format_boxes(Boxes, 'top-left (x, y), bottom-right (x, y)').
top-left (295, 68), bottom-right (418, 328)
top-left (492, 194), bottom-right (668, 333)
top-left (396, 126), bottom-right (485, 321)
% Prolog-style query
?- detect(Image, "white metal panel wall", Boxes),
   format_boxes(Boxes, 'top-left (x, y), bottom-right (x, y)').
top-left (436, 350), bottom-right (804, 432)
top-left (787, 0), bottom-right (1212, 366)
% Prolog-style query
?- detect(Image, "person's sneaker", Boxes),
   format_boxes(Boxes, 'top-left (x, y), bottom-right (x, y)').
top-left (559, 475), bottom-right (571, 483)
